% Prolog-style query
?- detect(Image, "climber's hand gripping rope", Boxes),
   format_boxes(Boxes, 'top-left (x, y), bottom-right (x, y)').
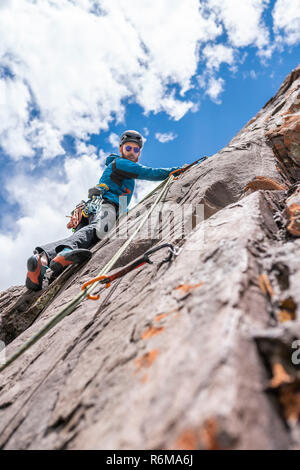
top-left (169, 156), bottom-right (208, 179)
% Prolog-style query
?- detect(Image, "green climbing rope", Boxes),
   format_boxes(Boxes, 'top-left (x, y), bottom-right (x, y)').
top-left (0, 174), bottom-right (175, 372)
top-left (0, 156), bottom-right (208, 372)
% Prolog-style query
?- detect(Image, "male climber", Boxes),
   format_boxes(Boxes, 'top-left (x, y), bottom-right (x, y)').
top-left (26, 130), bottom-right (181, 291)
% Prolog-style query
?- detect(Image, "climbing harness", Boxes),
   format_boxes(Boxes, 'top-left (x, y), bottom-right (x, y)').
top-left (66, 183), bottom-right (109, 230)
top-left (81, 243), bottom-right (181, 300)
top-left (0, 155), bottom-right (208, 373)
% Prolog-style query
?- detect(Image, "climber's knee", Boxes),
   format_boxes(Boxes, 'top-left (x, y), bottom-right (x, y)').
top-left (95, 203), bottom-right (117, 239)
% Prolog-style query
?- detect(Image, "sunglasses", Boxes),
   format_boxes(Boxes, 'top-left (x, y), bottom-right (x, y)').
top-left (125, 145), bottom-right (140, 154)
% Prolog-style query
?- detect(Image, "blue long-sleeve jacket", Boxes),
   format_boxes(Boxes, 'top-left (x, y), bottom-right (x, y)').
top-left (98, 155), bottom-right (180, 209)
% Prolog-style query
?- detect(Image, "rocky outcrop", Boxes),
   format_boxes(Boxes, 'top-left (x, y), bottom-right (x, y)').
top-left (265, 67), bottom-right (300, 183)
top-left (285, 184), bottom-right (300, 237)
top-left (0, 65), bottom-right (299, 450)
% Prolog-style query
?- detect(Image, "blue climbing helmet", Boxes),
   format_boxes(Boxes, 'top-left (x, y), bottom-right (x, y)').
top-left (119, 130), bottom-right (143, 149)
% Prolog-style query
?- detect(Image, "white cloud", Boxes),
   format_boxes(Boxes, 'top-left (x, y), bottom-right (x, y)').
top-left (206, 0), bottom-right (270, 49)
top-left (0, 0), bottom-right (274, 162)
top-left (0, 0), bottom-right (223, 160)
top-left (243, 70), bottom-right (258, 79)
top-left (155, 132), bottom-right (178, 144)
top-left (195, 1), bottom-right (272, 105)
top-left (75, 140), bottom-right (97, 156)
top-left (206, 77), bottom-right (225, 104)
top-left (0, 152), bottom-right (105, 291)
top-left (273, 0), bottom-right (300, 45)
top-left (197, 73), bottom-right (225, 103)
top-left (202, 44), bottom-right (235, 71)
top-left (108, 132), bottom-right (120, 149)
top-left (99, 148), bottom-right (108, 160)
top-left (27, 120), bottom-right (65, 160)
top-left (229, 65), bottom-right (238, 74)
top-left (0, 77), bottom-right (34, 158)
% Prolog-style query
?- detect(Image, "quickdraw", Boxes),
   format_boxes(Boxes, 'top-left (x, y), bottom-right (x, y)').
top-left (82, 195), bottom-right (104, 218)
top-left (66, 183), bottom-right (109, 230)
top-left (81, 243), bottom-right (181, 300)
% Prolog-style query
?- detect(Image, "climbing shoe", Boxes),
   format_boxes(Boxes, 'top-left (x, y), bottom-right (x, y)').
top-left (26, 252), bottom-right (49, 291)
top-left (50, 248), bottom-right (92, 275)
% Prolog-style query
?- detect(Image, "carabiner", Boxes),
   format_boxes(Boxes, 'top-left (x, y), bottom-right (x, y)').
top-left (169, 168), bottom-right (184, 179)
top-left (82, 244), bottom-right (181, 301)
top-left (143, 243), bottom-right (180, 264)
top-left (81, 274), bottom-right (111, 300)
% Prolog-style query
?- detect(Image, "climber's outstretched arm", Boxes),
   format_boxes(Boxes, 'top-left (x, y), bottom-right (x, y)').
top-left (114, 158), bottom-right (180, 181)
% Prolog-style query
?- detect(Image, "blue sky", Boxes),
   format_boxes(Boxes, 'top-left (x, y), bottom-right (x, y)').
top-left (0, 0), bottom-right (299, 291)
top-left (91, 48), bottom-right (299, 169)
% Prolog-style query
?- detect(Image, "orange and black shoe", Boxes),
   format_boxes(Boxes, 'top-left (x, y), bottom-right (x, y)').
top-left (26, 252), bottom-right (49, 291)
top-left (49, 248), bottom-right (92, 275)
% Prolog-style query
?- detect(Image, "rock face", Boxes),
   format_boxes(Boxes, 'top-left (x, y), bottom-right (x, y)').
top-left (0, 65), bottom-right (300, 450)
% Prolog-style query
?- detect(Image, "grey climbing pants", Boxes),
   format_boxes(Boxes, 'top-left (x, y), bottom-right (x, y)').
top-left (35, 202), bottom-right (117, 263)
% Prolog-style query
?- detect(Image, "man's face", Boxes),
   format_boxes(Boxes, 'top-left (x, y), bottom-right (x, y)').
top-left (121, 141), bottom-right (141, 163)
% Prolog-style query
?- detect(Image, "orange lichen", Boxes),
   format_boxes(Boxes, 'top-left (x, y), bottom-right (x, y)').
top-left (286, 203), bottom-right (300, 215)
top-left (174, 430), bottom-right (199, 450)
top-left (155, 313), bottom-right (169, 322)
top-left (270, 362), bottom-right (293, 388)
top-left (135, 349), bottom-right (159, 372)
top-left (258, 273), bottom-right (274, 298)
top-left (275, 164), bottom-right (288, 180)
top-left (141, 326), bottom-right (164, 340)
top-left (141, 373), bottom-right (149, 384)
top-left (173, 418), bottom-right (230, 450)
top-left (244, 176), bottom-right (287, 192)
top-left (154, 309), bottom-right (179, 323)
top-left (279, 384), bottom-right (300, 424)
top-left (175, 282), bottom-right (204, 293)
top-left (277, 297), bottom-right (297, 322)
top-left (278, 310), bottom-right (296, 322)
top-left (286, 203), bottom-right (300, 237)
top-left (281, 296), bottom-right (297, 311)
top-left (266, 114), bottom-right (300, 172)
top-left (200, 418), bottom-right (220, 450)
top-left (286, 187), bottom-right (300, 237)
top-left (286, 187), bottom-right (300, 203)
top-left (282, 114), bottom-right (300, 130)
top-left (266, 115), bottom-right (300, 139)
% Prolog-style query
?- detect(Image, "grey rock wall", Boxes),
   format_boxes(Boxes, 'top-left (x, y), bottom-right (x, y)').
top-left (0, 65), bottom-right (299, 450)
